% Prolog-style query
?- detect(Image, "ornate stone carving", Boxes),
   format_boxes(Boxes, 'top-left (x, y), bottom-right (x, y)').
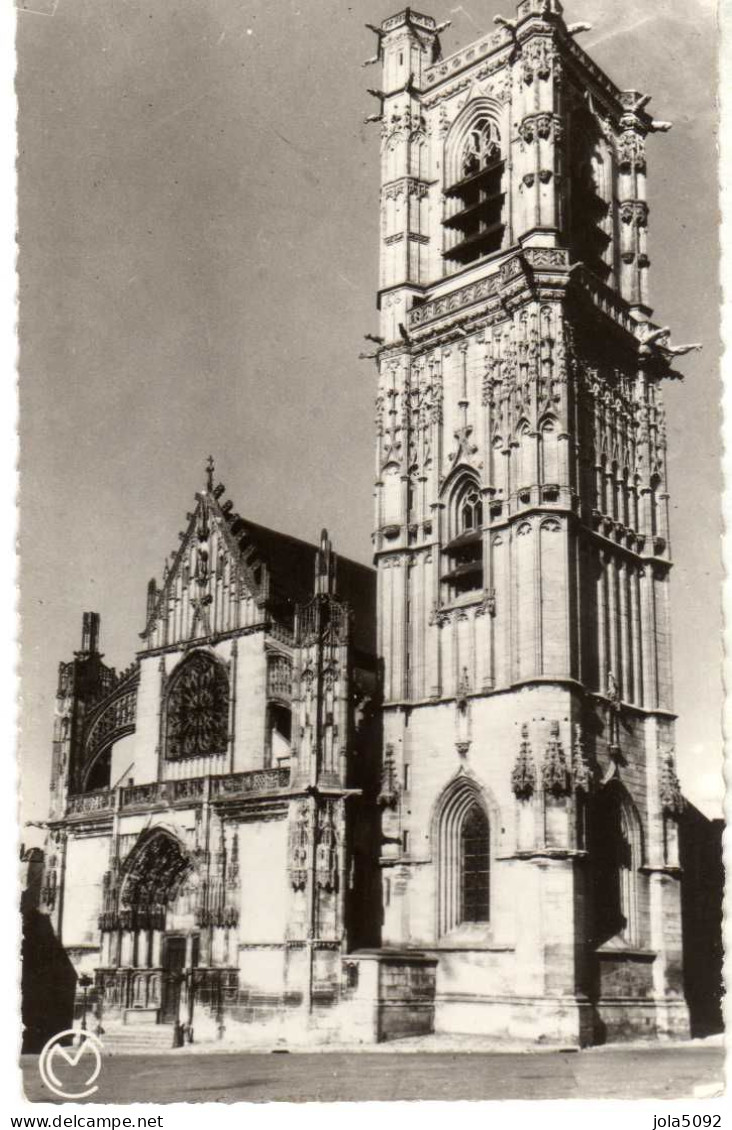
top-left (521, 38), bottom-right (555, 84)
top-left (377, 744), bottom-right (400, 809)
top-left (429, 603), bottom-right (451, 628)
top-left (82, 675), bottom-right (139, 776)
top-left (571, 725), bottom-right (593, 793)
top-left (210, 767), bottom-right (290, 798)
top-left (166, 652), bottom-right (229, 760)
top-left (66, 789), bottom-right (113, 816)
top-left (290, 801), bottom-right (309, 891)
top-left (455, 667), bottom-right (471, 712)
top-left (408, 275), bottom-right (499, 330)
top-left (474, 590), bottom-right (496, 617)
top-left (525, 248), bottom-right (570, 270)
top-left (541, 720), bottom-right (571, 797)
top-left (659, 749), bottom-right (685, 817)
top-left (448, 423), bottom-right (478, 467)
top-left (617, 130), bottom-right (646, 173)
top-left (511, 724), bottom-right (537, 800)
top-left (315, 802), bottom-right (338, 891)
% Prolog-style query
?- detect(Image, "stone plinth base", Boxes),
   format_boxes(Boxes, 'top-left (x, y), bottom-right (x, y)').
top-left (338, 950), bottom-right (438, 1043)
top-left (594, 998), bottom-right (690, 1043)
top-left (436, 994), bottom-right (595, 1046)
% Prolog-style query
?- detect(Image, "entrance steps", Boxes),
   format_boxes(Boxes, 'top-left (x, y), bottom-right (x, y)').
top-left (96, 1023), bottom-right (177, 1055)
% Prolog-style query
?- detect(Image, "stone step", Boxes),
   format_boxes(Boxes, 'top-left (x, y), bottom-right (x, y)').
top-left (97, 1026), bottom-right (177, 1053)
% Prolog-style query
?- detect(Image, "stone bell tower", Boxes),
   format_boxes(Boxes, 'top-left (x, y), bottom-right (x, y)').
top-left (369, 0), bottom-right (692, 1043)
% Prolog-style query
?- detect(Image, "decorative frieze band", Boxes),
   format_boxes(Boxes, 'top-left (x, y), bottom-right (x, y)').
top-left (409, 274), bottom-right (500, 329)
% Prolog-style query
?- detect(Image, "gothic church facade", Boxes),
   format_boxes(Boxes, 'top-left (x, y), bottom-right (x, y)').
top-left (38, 0), bottom-right (692, 1047)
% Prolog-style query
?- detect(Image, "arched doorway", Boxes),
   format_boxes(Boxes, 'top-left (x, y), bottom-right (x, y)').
top-left (99, 830), bottom-right (201, 1023)
top-left (98, 826), bottom-right (240, 1026)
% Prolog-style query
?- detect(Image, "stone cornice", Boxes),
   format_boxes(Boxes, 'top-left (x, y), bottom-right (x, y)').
top-left (382, 679), bottom-right (677, 720)
top-left (138, 620), bottom-right (272, 660)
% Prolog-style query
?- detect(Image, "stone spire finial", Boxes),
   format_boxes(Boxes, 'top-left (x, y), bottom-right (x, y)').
top-left (571, 724), bottom-right (593, 793)
top-left (206, 455), bottom-right (215, 493)
top-left (315, 528), bottom-right (336, 596)
top-left (659, 748), bottom-right (685, 817)
top-left (541, 720), bottom-right (571, 798)
top-left (511, 723), bottom-right (537, 800)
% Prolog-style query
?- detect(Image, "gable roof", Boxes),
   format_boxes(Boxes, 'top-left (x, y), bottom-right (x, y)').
top-left (141, 472), bottom-right (375, 655)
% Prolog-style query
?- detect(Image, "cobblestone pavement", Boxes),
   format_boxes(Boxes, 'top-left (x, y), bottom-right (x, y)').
top-left (20, 1039), bottom-right (725, 1104)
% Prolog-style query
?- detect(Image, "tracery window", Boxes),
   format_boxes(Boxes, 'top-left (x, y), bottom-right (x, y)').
top-left (442, 479), bottom-right (484, 598)
top-left (461, 803), bottom-right (491, 923)
top-left (165, 651), bottom-right (229, 760)
top-left (437, 779), bottom-right (491, 934)
top-left (444, 114), bottom-right (505, 269)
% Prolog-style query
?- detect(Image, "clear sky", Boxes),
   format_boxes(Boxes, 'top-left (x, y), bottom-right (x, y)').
top-left (17, 0), bottom-right (721, 828)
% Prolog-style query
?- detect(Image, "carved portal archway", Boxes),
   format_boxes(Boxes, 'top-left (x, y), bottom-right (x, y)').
top-left (97, 825), bottom-right (241, 1019)
top-left (119, 830), bottom-right (195, 934)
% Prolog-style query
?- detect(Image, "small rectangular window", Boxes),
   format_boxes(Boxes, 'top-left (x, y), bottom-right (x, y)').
top-left (403, 763), bottom-right (410, 792)
top-left (402, 830), bottom-right (410, 854)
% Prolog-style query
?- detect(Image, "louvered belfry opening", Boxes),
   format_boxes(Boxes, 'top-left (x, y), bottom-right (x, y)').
top-left (442, 482), bottom-right (484, 597)
top-left (444, 117), bottom-right (505, 268)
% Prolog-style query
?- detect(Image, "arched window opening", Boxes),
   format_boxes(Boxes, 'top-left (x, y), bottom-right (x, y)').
top-left (461, 803), bottom-right (490, 923)
top-left (444, 114), bottom-right (505, 269)
top-left (621, 467), bottom-right (631, 528)
top-left (611, 461), bottom-right (620, 523)
top-left (85, 747), bottom-right (111, 792)
top-left (442, 480), bottom-right (484, 598)
top-left (590, 784), bottom-right (640, 948)
top-left (568, 104), bottom-right (611, 282)
top-left (650, 473), bottom-right (662, 539)
top-left (165, 651), bottom-right (229, 761)
top-left (266, 702), bottom-right (292, 768)
top-left (437, 780), bottom-right (491, 935)
top-left (540, 420), bottom-right (559, 487)
top-left (513, 424), bottom-right (534, 495)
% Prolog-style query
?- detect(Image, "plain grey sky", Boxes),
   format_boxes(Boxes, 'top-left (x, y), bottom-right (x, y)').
top-left (17, 0), bottom-right (721, 826)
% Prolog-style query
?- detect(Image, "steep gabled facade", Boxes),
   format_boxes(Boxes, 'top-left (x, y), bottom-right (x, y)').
top-left (370, 0), bottom-right (690, 1043)
top-left (42, 467), bottom-right (380, 1041)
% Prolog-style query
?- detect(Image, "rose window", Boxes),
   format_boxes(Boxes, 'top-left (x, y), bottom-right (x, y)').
top-left (166, 651), bottom-right (229, 760)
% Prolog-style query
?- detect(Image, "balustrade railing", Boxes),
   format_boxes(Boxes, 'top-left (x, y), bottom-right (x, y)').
top-left (267, 620), bottom-right (294, 647)
top-left (66, 789), bottom-right (113, 816)
top-left (67, 766), bottom-right (290, 817)
top-left (120, 781), bottom-right (161, 809)
top-left (210, 767), bottom-right (289, 798)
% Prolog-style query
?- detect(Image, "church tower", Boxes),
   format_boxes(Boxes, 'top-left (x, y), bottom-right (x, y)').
top-left (370, 0), bottom-right (690, 1042)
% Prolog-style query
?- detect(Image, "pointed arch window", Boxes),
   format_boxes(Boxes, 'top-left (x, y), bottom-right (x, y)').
top-left (590, 784), bottom-right (641, 947)
top-left (444, 113), bottom-right (505, 268)
top-left (540, 419), bottom-right (559, 487)
top-left (165, 651), bottom-right (229, 761)
top-left (442, 479), bottom-right (484, 598)
top-left (568, 103), bottom-right (611, 282)
top-left (437, 780), bottom-right (491, 934)
top-left (461, 803), bottom-right (491, 923)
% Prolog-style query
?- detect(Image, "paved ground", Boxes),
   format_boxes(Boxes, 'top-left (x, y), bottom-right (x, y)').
top-left (20, 1040), bottom-right (725, 1103)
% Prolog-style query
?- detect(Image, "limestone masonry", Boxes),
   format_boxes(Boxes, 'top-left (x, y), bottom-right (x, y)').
top-left (35, 0), bottom-right (697, 1049)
